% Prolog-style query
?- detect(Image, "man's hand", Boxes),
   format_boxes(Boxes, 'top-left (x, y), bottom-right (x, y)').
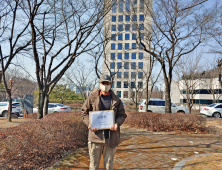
top-left (110, 123), bottom-right (118, 131)
top-left (88, 126), bottom-right (98, 132)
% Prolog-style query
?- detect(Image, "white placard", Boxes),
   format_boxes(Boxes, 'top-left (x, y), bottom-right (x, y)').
top-left (89, 110), bottom-right (114, 130)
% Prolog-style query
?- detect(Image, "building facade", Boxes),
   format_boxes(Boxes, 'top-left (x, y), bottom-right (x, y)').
top-left (102, 0), bottom-right (152, 100)
top-left (169, 78), bottom-right (222, 107)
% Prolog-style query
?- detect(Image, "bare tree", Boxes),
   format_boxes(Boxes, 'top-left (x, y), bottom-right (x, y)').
top-left (22, 0), bottom-right (112, 118)
top-left (136, 0), bottom-right (214, 113)
top-left (0, 0), bottom-right (32, 121)
top-left (174, 54), bottom-right (205, 113)
top-left (65, 59), bottom-right (98, 102)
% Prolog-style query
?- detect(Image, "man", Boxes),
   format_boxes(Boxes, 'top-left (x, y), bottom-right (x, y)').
top-left (81, 74), bottom-right (127, 170)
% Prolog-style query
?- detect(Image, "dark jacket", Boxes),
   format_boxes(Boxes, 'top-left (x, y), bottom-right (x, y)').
top-left (81, 89), bottom-right (127, 147)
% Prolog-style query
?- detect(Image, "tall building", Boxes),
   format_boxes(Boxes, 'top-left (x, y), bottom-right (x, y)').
top-left (102, 0), bottom-right (152, 100)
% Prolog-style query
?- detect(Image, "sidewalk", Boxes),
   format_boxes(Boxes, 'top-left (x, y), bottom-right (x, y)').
top-left (46, 126), bottom-right (222, 170)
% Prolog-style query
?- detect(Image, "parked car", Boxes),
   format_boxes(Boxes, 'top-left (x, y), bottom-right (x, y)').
top-left (33, 103), bottom-right (71, 114)
top-left (138, 98), bottom-right (189, 113)
top-left (200, 103), bottom-right (222, 118)
top-left (0, 102), bottom-right (23, 117)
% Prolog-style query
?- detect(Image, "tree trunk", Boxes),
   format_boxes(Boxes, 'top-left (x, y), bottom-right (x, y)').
top-left (7, 91), bottom-right (12, 122)
top-left (43, 95), bottom-right (49, 117)
top-left (135, 91), bottom-right (138, 111)
top-left (145, 77), bottom-right (149, 111)
top-left (38, 91), bottom-right (44, 119)
top-left (188, 102), bottom-right (192, 114)
top-left (164, 82), bottom-right (172, 113)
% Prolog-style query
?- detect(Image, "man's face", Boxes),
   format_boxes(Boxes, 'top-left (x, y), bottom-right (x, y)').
top-left (99, 81), bottom-right (111, 92)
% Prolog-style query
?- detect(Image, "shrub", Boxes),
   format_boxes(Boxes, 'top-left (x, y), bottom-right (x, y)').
top-left (0, 111), bottom-right (88, 169)
top-left (27, 113), bottom-right (38, 119)
top-left (125, 111), bottom-right (208, 134)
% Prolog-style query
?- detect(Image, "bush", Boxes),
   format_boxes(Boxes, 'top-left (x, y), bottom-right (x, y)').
top-left (125, 111), bottom-right (208, 134)
top-left (27, 113), bottom-right (38, 119)
top-left (0, 111), bottom-right (88, 169)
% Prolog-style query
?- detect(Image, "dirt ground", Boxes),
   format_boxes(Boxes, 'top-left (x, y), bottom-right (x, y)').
top-left (0, 117), bottom-right (32, 129)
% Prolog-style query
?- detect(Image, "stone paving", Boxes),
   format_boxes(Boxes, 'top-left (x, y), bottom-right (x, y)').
top-left (47, 126), bottom-right (222, 170)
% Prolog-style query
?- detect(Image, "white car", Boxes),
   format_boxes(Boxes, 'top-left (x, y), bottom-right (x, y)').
top-left (138, 98), bottom-right (189, 113)
top-left (0, 102), bottom-right (23, 117)
top-left (33, 103), bottom-right (71, 114)
top-left (200, 103), bottom-right (222, 118)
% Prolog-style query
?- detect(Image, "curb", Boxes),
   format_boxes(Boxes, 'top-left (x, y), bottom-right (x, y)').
top-left (173, 153), bottom-right (222, 170)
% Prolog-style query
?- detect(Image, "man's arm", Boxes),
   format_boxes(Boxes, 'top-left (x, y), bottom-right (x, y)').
top-left (115, 101), bottom-right (127, 126)
top-left (81, 97), bottom-right (92, 127)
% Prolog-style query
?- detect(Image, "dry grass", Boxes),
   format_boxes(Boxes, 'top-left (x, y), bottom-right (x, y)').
top-left (182, 154), bottom-right (222, 170)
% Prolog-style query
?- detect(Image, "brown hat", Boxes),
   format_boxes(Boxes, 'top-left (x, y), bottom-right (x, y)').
top-left (99, 75), bottom-right (112, 83)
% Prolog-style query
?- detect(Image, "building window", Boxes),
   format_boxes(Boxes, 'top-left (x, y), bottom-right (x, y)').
top-left (111, 43), bottom-right (115, 50)
top-left (139, 52), bottom-right (143, 59)
top-left (132, 33), bottom-right (137, 40)
top-left (118, 43), bottom-right (122, 50)
top-left (133, 0), bottom-right (137, 12)
top-left (117, 91), bottom-right (121, 97)
top-left (119, 0), bottom-right (123, 13)
top-left (111, 53), bottom-right (115, 60)
top-left (138, 82), bottom-right (143, 88)
top-left (117, 82), bottom-right (121, 88)
top-left (118, 15), bottom-right (123, 22)
top-left (118, 24), bottom-right (123, 31)
top-left (112, 81), bottom-right (115, 88)
top-left (125, 15), bottom-right (130, 22)
top-left (117, 72), bottom-right (122, 78)
top-left (125, 53), bottom-right (129, 59)
top-left (110, 62), bottom-right (115, 69)
top-left (140, 33), bottom-right (144, 40)
top-left (111, 34), bottom-right (116, 41)
top-left (118, 34), bottom-right (123, 40)
top-left (131, 72), bottom-right (136, 79)
top-left (139, 24), bottom-right (144, 30)
top-left (124, 82), bottom-right (128, 88)
top-left (124, 72), bottom-right (129, 78)
top-left (132, 43), bottom-right (137, 49)
top-left (125, 43), bottom-right (129, 50)
top-left (112, 0), bottom-right (117, 13)
top-left (111, 72), bottom-right (115, 76)
top-left (117, 62), bottom-right (122, 69)
top-left (131, 62), bottom-right (136, 69)
top-left (138, 62), bottom-right (143, 69)
top-left (125, 24), bottom-right (130, 31)
top-left (112, 16), bottom-right (116, 22)
top-left (140, 0), bottom-right (144, 12)
top-left (131, 82), bottom-right (135, 88)
top-left (132, 15), bottom-right (137, 21)
top-left (111, 25), bottom-right (116, 31)
top-left (126, 0), bottom-right (130, 12)
top-left (132, 24), bottom-right (137, 31)
top-left (139, 14), bottom-right (144, 21)
top-left (125, 33), bottom-right (130, 40)
top-left (117, 53), bottom-right (122, 59)
top-left (123, 91), bottom-right (128, 98)
top-left (132, 53), bottom-right (136, 59)
top-left (124, 62), bottom-right (129, 69)
top-left (138, 72), bottom-right (143, 78)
